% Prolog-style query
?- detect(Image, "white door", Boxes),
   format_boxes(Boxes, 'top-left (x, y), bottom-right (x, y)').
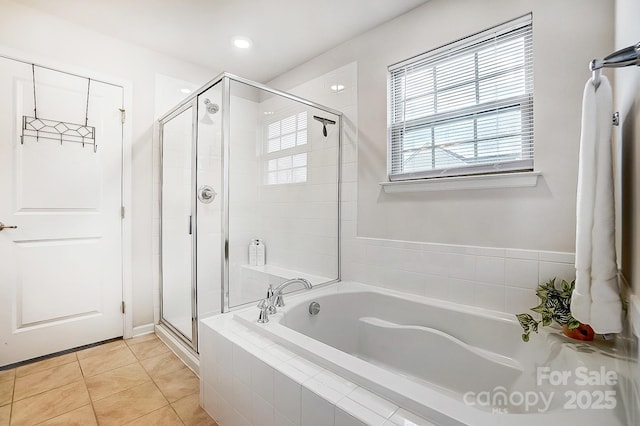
top-left (0, 57), bottom-right (124, 366)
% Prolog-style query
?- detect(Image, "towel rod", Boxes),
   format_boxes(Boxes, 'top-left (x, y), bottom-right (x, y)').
top-left (590, 41), bottom-right (640, 71)
top-left (589, 42), bottom-right (639, 125)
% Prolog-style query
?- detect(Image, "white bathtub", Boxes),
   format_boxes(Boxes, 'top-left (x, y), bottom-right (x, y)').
top-left (231, 282), bottom-right (629, 425)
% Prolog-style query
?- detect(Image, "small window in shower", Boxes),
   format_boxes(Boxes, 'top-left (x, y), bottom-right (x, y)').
top-left (264, 111), bottom-right (308, 185)
top-left (266, 153), bottom-right (307, 184)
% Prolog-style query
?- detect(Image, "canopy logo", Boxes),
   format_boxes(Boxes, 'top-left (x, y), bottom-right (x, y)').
top-left (463, 387), bottom-right (553, 413)
top-left (463, 366), bottom-right (618, 414)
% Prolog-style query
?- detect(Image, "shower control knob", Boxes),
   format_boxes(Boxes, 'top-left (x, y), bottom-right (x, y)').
top-left (197, 185), bottom-right (216, 204)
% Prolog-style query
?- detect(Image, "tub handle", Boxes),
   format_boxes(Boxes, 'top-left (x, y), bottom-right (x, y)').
top-left (266, 285), bottom-right (277, 314)
top-left (257, 299), bottom-right (269, 323)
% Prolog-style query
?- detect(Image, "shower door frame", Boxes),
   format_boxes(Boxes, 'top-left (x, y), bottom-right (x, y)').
top-left (158, 99), bottom-right (199, 352)
top-left (219, 74), bottom-right (343, 313)
top-left (158, 73), bottom-right (343, 345)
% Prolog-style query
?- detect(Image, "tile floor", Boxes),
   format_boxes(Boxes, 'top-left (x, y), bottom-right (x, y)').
top-left (0, 334), bottom-right (218, 426)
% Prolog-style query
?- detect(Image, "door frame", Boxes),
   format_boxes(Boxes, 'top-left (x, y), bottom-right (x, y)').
top-left (157, 99), bottom-right (199, 352)
top-left (0, 45), bottom-right (134, 339)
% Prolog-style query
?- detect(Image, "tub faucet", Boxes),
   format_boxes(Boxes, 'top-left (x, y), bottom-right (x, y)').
top-left (270, 278), bottom-right (312, 310)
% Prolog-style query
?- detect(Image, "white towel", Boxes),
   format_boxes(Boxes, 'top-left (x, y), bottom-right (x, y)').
top-left (571, 75), bottom-right (621, 334)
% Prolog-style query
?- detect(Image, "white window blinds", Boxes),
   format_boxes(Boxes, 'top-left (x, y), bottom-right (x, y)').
top-left (388, 15), bottom-right (533, 180)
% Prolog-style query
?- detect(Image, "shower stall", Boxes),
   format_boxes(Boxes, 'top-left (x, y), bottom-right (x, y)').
top-left (157, 73), bottom-right (341, 353)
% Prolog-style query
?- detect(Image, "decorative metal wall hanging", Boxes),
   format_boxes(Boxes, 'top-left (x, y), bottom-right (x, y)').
top-left (20, 65), bottom-right (97, 152)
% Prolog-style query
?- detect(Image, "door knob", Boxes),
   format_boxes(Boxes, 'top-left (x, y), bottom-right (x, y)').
top-left (197, 185), bottom-right (216, 204)
top-left (0, 222), bottom-right (17, 231)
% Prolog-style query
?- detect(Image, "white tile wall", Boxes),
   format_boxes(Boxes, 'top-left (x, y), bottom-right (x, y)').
top-left (274, 370), bottom-right (302, 425)
top-left (228, 81), bottom-right (341, 308)
top-left (335, 408), bottom-right (368, 426)
top-left (385, 408), bottom-right (437, 426)
top-left (251, 393), bottom-right (274, 426)
top-left (341, 234), bottom-right (576, 315)
top-left (302, 388), bottom-right (336, 426)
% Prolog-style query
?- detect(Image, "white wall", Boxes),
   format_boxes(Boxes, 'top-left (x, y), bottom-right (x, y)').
top-left (0, 0), bottom-right (214, 328)
top-left (614, 0), bottom-right (640, 422)
top-left (262, 0), bottom-right (621, 316)
top-left (278, 61), bottom-right (578, 317)
top-left (615, 0), bottom-right (640, 296)
top-left (269, 0), bottom-right (614, 253)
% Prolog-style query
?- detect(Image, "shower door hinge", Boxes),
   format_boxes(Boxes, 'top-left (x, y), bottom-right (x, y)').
top-left (121, 301), bottom-right (125, 314)
top-left (121, 206), bottom-right (125, 219)
top-left (119, 108), bottom-right (126, 124)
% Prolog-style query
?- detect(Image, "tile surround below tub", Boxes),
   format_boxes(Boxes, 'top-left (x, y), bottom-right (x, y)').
top-left (200, 315), bottom-right (438, 426)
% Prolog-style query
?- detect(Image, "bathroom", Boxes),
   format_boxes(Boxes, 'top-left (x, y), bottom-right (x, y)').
top-left (0, 0), bottom-right (639, 424)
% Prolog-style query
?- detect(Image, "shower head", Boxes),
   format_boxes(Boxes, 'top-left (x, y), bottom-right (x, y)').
top-left (200, 98), bottom-right (219, 124)
top-left (313, 115), bottom-right (336, 137)
top-left (203, 98), bottom-right (219, 114)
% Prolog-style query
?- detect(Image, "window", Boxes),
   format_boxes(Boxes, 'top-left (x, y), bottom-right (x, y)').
top-left (266, 153), bottom-right (307, 185)
top-left (388, 15), bottom-right (533, 180)
top-left (264, 111), bottom-right (308, 185)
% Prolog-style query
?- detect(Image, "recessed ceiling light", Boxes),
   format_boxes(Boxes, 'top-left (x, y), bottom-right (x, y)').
top-left (180, 88), bottom-right (192, 94)
top-left (232, 36), bottom-right (253, 49)
top-left (330, 84), bottom-right (345, 93)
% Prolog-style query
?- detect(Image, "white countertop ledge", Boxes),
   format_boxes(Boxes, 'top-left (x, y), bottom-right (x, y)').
top-left (380, 171), bottom-right (541, 193)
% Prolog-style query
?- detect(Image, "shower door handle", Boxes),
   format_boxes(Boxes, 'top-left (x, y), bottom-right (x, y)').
top-left (0, 222), bottom-right (17, 231)
top-left (198, 185), bottom-right (216, 204)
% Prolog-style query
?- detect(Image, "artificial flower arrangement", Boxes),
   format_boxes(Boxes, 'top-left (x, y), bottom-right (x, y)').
top-left (516, 278), bottom-right (594, 342)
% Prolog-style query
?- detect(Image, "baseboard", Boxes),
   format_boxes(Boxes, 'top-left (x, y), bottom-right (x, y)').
top-left (132, 323), bottom-right (155, 337)
top-left (155, 324), bottom-right (199, 376)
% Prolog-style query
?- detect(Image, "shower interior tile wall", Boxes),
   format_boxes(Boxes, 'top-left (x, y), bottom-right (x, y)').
top-left (197, 84), bottom-right (224, 319)
top-left (227, 83), bottom-right (339, 307)
top-left (284, 61), bottom-right (576, 316)
top-left (226, 91), bottom-right (260, 307)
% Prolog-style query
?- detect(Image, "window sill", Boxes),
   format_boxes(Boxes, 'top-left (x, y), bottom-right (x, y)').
top-left (379, 171), bottom-right (541, 193)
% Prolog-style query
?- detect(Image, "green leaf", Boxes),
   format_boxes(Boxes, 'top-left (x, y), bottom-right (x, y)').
top-left (543, 278), bottom-right (556, 291)
top-left (516, 313), bottom-right (534, 328)
top-left (536, 287), bottom-right (549, 300)
top-left (567, 319), bottom-right (581, 330)
top-left (522, 333), bottom-right (530, 342)
top-left (559, 280), bottom-right (575, 298)
top-left (542, 316), bottom-right (552, 327)
top-left (531, 304), bottom-right (548, 314)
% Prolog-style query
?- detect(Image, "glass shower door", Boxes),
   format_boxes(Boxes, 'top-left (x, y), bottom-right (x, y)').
top-left (226, 78), bottom-right (341, 309)
top-left (160, 102), bottom-right (196, 347)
